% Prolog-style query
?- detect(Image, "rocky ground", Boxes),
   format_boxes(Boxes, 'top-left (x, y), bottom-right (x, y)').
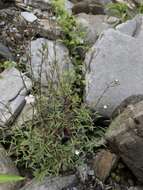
top-left (0, 0), bottom-right (143, 190)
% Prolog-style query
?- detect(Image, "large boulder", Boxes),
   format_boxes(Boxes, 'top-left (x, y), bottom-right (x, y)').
top-left (76, 13), bottom-right (119, 45)
top-left (0, 68), bottom-right (31, 127)
top-left (20, 175), bottom-right (77, 190)
top-left (26, 38), bottom-right (72, 86)
top-left (85, 15), bottom-right (143, 118)
top-left (105, 100), bottom-right (143, 182)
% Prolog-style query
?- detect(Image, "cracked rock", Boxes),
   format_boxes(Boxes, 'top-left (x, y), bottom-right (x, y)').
top-left (85, 15), bottom-right (143, 117)
top-left (0, 67), bottom-right (32, 127)
top-left (26, 38), bottom-right (72, 87)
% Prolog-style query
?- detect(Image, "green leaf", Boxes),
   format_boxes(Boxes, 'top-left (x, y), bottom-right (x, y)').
top-left (0, 174), bottom-right (25, 183)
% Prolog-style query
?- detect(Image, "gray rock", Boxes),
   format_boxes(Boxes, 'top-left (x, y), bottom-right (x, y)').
top-left (26, 38), bottom-right (72, 86)
top-left (21, 12), bottom-right (37, 23)
top-left (85, 15), bottom-right (143, 117)
top-left (13, 101), bottom-right (35, 129)
top-left (23, 0), bottom-right (73, 13)
top-left (0, 43), bottom-right (13, 61)
top-left (76, 14), bottom-right (119, 45)
top-left (0, 144), bottom-right (20, 190)
top-left (37, 19), bottom-right (61, 40)
top-left (105, 100), bottom-right (143, 182)
top-left (20, 175), bottom-right (77, 190)
top-left (0, 68), bottom-right (31, 127)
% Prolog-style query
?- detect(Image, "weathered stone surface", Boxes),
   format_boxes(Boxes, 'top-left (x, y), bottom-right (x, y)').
top-left (23, 0), bottom-right (73, 12)
top-left (0, 144), bottom-right (20, 190)
top-left (0, 68), bottom-right (31, 127)
top-left (105, 100), bottom-right (143, 182)
top-left (76, 13), bottom-right (119, 44)
top-left (37, 19), bottom-right (61, 40)
top-left (20, 175), bottom-right (77, 190)
top-left (21, 12), bottom-right (37, 23)
top-left (85, 15), bottom-right (143, 117)
top-left (93, 149), bottom-right (118, 182)
top-left (13, 101), bottom-right (35, 128)
top-left (26, 38), bottom-right (72, 86)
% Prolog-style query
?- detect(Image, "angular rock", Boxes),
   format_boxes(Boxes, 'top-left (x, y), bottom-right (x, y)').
top-left (93, 149), bottom-right (118, 182)
top-left (20, 175), bottom-right (77, 190)
top-left (76, 13), bottom-right (119, 45)
top-left (26, 38), bottom-right (72, 86)
top-left (37, 19), bottom-right (61, 40)
top-left (13, 101), bottom-right (35, 128)
top-left (0, 144), bottom-right (20, 190)
top-left (21, 12), bottom-right (37, 23)
top-left (105, 100), bottom-right (143, 182)
top-left (85, 15), bottom-right (143, 118)
top-left (0, 68), bottom-right (31, 127)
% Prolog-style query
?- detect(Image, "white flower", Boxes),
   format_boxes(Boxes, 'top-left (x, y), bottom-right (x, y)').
top-left (75, 150), bottom-right (80, 156)
top-left (52, 16), bottom-right (56, 20)
top-left (103, 105), bottom-right (108, 109)
top-left (25, 95), bottom-right (35, 104)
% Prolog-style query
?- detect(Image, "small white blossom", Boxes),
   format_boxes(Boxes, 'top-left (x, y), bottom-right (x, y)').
top-left (25, 94), bottom-right (35, 104)
top-left (114, 79), bottom-right (119, 83)
top-left (80, 39), bottom-right (84, 44)
top-left (75, 150), bottom-right (80, 155)
top-left (103, 105), bottom-right (108, 109)
top-left (52, 16), bottom-right (56, 20)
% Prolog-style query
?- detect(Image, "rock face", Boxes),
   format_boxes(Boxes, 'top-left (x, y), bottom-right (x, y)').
top-left (85, 15), bottom-right (143, 118)
top-left (0, 68), bottom-right (31, 127)
top-left (105, 100), bottom-right (143, 182)
top-left (0, 144), bottom-right (20, 190)
top-left (76, 13), bottom-right (119, 45)
top-left (26, 38), bottom-right (72, 86)
top-left (20, 175), bottom-right (77, 190)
